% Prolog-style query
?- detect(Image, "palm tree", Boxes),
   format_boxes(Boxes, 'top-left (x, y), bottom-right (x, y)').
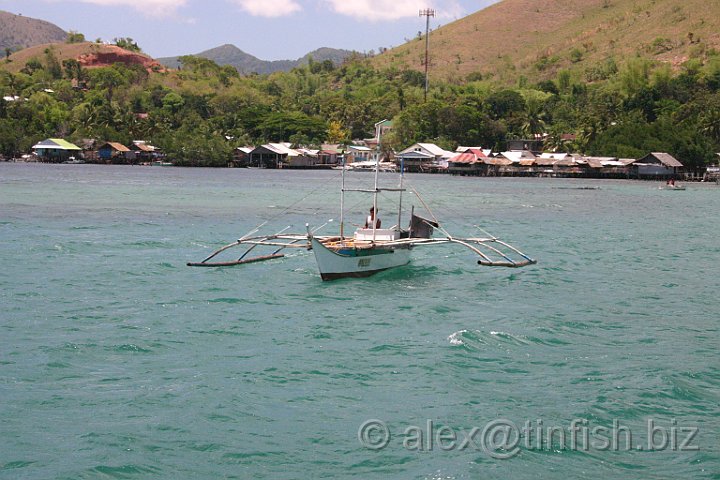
top-left (521, 98), bottom-right (547, 138)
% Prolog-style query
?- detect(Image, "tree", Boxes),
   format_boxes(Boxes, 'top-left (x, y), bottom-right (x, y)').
top-left (62, 59), bottom-right (84, 83)
top-left (66, 31), bottom-right (86, 44)
top-left (114, 38), bottom-right (141, 52)
top-left (485, 90), bottom-right (526, 120)
top-left (162, 92), bottom-right (185, 113)
top-left (326, 120), bottom-right (350, 144)
top-left (44, 48), bottom-right (63, 80)
top-left (21, 58), bottom-right (43, 75)
top-left (88, 67), bottom-right (125, 101)
top-left (258, 111), bottom-right (327, 143)
top-left (521, 97), bottom-right (547, 138)
top-left (588, 111), bottom-right (714, 168)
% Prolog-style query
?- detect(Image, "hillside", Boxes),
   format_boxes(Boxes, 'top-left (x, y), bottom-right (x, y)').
top-left (0, 10), bottom-right (67, 52)
top-left (374, 0), bottom-right (720, 83)
top-left (158, 44), bottom-right (354, 74)
top-left (1, 42), bottom-right (164, 74)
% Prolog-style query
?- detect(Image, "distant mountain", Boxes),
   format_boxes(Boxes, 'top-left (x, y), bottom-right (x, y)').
top-left (374, 0), bottom-right (720, 83)
top-left (0, 10), bottom-right (67, 52)
top-left (158, 44), bottom-right (355, 74)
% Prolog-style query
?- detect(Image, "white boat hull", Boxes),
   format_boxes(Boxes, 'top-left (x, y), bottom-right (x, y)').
top-left (310, 236), bottom-right (411, 280)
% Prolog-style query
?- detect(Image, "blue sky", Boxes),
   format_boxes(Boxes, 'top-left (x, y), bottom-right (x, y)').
top-left (0, 0), bottom-right (499, 60)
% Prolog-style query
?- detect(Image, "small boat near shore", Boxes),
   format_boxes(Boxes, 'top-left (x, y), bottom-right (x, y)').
top-left (332, 160), bottom-right (397, 173)
top-left (62, 157), bottom-right (85, 164)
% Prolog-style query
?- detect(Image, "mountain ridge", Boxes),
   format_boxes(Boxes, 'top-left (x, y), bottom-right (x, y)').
top-left (0, 10), bottom-right (67, 52)
top-left (158, 44), bottom-right (355, 74)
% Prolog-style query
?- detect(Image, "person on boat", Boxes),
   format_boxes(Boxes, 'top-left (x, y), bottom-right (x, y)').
top-left (364, 206), bottom-right (381, 229)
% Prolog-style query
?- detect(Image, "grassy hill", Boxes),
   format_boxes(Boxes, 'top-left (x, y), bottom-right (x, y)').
top-left (1, 42), bottom-right (163, 74)
top-left (158, 44), bottom-right (354, 74)
top-left (0, 10), bottom-right (67, 52)
top-left (374, 0), bottom-right (720, 83)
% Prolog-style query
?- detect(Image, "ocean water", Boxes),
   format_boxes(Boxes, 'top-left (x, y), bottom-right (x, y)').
top-left (1, 163), bottom-right (718, 479)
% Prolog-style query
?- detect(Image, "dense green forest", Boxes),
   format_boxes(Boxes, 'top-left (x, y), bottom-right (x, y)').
top-left (1, 45), bottom-right (720, 169)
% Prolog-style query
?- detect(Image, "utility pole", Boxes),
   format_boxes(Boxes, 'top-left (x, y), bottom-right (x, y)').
top-left (419, 8), bottom-right (435, 102)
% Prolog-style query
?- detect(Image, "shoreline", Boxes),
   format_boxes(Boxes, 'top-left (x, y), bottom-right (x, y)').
top-left (2, 161), bottom-right (718, 184)
top-left (2, 160), bottom-right (716, 183)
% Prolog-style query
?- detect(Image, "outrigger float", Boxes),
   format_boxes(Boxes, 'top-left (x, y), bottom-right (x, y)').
top-left (188, 157), bottom-right (536, 280)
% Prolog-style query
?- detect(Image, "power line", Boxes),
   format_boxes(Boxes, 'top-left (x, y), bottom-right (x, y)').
top-left (419, 8), bottom-right (435, 102)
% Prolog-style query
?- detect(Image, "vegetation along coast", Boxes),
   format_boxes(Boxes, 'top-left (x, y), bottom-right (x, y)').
top-left (1, 1), bottom-right (720, 181)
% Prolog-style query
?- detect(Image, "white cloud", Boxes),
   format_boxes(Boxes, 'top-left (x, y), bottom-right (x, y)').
top-left (323, 0), bottom-right (464, 21)
top-left (68, 0), bottom-right (188, 16)
top-left (230, 0), bottom-right (302, 17)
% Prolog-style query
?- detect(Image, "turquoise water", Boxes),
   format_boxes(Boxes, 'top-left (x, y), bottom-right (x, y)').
top-left (1, 163), bottom-right (718, 479)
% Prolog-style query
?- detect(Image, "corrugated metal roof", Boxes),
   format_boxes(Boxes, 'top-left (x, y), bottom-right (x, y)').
top-left (32, 139), bottom-right (81, 150)
top-left (629, 153), bottom-right (683, 168)
top-left (418, 143), bottom-right (455, 158)
top-left (500, 150), bottom-right (536, 162)
top-left (582, 157), bottom-right (607, 168)
top-left (400, 143), bottom-right (454, 158)
top-left (539, 152), bottom-right (570, 160)
top-left (484, 157), bottom-right (513, 166)
top-left (396, 150), bottom-right (435, 159)
top-left (101, 142), bottom-right (130, 152)
top-left (265, 143), bottom-right (300, 156)
top-left (465, 148), bottom-right (487, 157)
top-left (450, 152), bottom-right (479, 164)
top-left (649, 152), bottom-right (683, 168)
top-left (133, 141), bottom-right (156, 152)
top-left (296, 148), bottom-right (319, 156)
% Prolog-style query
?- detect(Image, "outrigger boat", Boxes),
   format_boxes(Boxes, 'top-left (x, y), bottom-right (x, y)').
top-left (189, 156), bottom-right (536, 280)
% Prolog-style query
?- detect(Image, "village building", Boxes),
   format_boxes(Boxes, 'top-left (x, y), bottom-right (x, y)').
top-left (248, 143), bottom-right (317, 168)
top-left (346, 145), bottom-right (373, 163)
top-left (705, 157), bottom-right (720, 182)
top-left (396, 143), bottom-right (455, 173)
top-left (129, 141), bottom-right (160, 163)
top-left (231, 147), bottom-right (253, 167)
top-left (318, 144), bottom-right (343, 166)
top-left (293, 148), bottom-right (320, 167)
top-left (483, 156), bottom-right (516, 175)
top-left (32, 139), bottom-right (82, 163)
top-left (506, 138), bottom-right (543, 153)
top-left (497, 150), bottom-right (537, 175)
top-left (456, 146), bottom-right (493, 157)
top-left (98, 142), bottom-right (131, 163)
top-left (447, 148), bottom-right (489, 175)
top-left (78, 139), bottom-right (99, 163)
top-left (627, 153), bottom-right (683, 179)
top-left (249, 143), bottom-right (294, 168)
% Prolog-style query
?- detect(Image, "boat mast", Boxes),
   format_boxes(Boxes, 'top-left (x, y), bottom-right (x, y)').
top-left (372, 143), bottom-right (379, 242)
top-left (397, 156), bottom-right (404, 230)
top-left (339, 149), bottom-right (346, 240)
